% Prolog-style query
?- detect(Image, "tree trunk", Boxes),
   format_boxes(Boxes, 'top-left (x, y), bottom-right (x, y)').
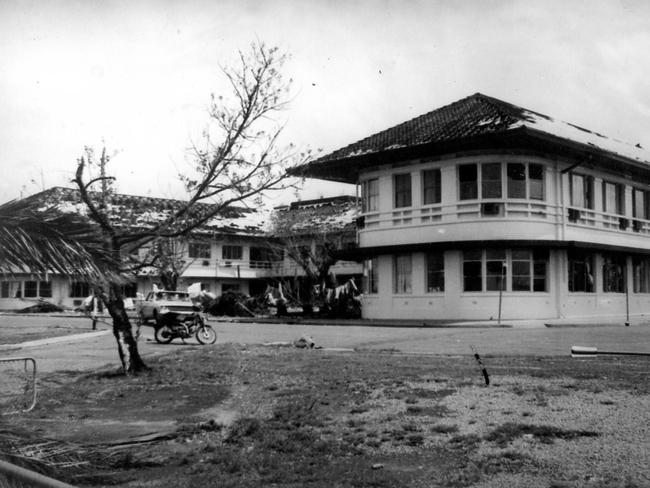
top-left (105, 289), bottom-right (148, 374)
top-left (160, 268), bottom-right (179, 291)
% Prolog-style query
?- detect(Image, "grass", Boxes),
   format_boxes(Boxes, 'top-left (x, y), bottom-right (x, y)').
top-left (2, 345), bottom-right (647, 487)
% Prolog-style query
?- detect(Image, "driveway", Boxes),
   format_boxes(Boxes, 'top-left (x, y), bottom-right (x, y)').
top-left (1, 315), bottom-right (649, 374)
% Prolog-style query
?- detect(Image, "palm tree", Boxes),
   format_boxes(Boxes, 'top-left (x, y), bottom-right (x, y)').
top-left (0, 198), bottom-right (108, 280)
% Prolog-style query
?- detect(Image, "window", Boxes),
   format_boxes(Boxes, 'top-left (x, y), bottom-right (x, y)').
top-left (189, 242), bottom-right (211, 259)
top-left (463, 249), bottom-right (482, 291)
top-left (511, 249), bottom-right (548, 292)
top-left (70, 281), bottom-right (90, 298)
top-left (570, 173), bottom-right (594, 209)
top-left (459, 164), bottom-right (478, 200)
top-left (394, 254), bottom-right (412, 294)
top-left (568, 251), bottom-right (595, 292)
top-left (364, 258), bottom-right (378, 294)
top-left (602, 181), bottom-right (624, 215)
top-left (222, 245), bottom-right (243, 260)
top-left (463, 249), bottom-right (547, 292)
top-left (482, 163), bottom-right (502, 199)
top-left (426, 252), bottom-right (444, 292)
top-left (633, 188), bottom-right (650, 220)
top-left (602, 253), bottom-right (626, 293)
top-left (529, 164), bottom-right (545, 200)
top-left (633, 257), bottom-right (650, 293)
top-left (39, 281), bottom-right (52, 298)
top-left (422, 169), bottom-right (441, 205)
top-left (222, 283), bottom-right (240, 292)
top-left (1, 282), bottom-right (19, 298)
top-left (507, 163), bottom-right (526, 199)
top-left (362, 178), bottom-right (379, 212)
top-left (24, 281), bottom-right (38, 298)
top-left (485, 249), bottom-right (506, 291)
top-left (394, 173), bottom-right (412, 208)
top-left (507, 163), bottom-right (545, 200)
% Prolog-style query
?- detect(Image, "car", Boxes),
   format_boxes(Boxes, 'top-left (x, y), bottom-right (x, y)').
top-left (137, 290), bottom-right (198, 326)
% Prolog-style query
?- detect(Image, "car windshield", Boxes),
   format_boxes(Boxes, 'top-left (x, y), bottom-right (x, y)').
top-left (155, 292), bottom-right (191, 302)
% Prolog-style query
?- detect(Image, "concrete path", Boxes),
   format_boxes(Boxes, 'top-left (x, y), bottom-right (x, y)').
top-left (1, 315), bottom-right (649, 375)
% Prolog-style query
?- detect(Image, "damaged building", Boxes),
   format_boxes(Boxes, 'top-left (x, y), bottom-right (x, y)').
top-left (295, 93), bottom-right (650, 321)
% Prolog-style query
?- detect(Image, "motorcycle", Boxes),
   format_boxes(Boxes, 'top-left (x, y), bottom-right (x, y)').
top-left (154, 311), bottom-right (217, 345)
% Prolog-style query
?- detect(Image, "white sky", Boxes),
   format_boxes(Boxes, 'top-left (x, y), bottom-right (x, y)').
top-left (1, 0), bottom-right (650, 206)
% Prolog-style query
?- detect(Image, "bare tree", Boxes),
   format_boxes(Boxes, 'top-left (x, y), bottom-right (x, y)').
top-left (268, 199), bottom-right (358, 315)
top-left (73, 42), bottom-right (305, 374)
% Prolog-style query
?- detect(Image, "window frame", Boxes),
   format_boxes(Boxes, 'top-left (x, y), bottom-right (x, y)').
top-left (602, 253), bottom-right (626, 293)
top-left (393, 253), bottom-right (413, 294)
top-left (568, 250), bottom-right (595, 293)
top-left (422, 169), bottom-right (441, 206)
top-left (393, 173), bottom-right (412, 208)
top-left (364, 257), bottom-right (379, 294)
top-left (633, 256), bottom-right (650, 293)
top-left (462, 248), bottom-right (548, 293)
top-left (362, 178), bottom-right (379, 213)
top-left (425, 251), bottom-right (444, 293)
top-left (602, 181), bottom-right (625, 216)
top-left (222, 245), bottom-right (243, 261)
top-left (569, 173), bottom-right (594, 209)
top-left (188, 241), bottom-right (211, 259)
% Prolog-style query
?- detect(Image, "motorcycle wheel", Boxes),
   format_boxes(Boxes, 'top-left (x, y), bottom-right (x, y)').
top-left (196, 325), bottom-right (217, 345)
top-left (154, 325), bottom-right (174, 344)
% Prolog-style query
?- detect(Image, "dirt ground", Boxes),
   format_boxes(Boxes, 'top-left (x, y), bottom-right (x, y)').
top-left (1, 344), bottom-right (649, 488)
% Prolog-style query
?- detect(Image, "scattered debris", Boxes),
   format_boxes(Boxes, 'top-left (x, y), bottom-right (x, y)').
top-left (372, 463), bottom-right (384, 470)
top-left (293, 336), bottom-right (315, 349)
top-left (16, 301), bottom-right (64, 314)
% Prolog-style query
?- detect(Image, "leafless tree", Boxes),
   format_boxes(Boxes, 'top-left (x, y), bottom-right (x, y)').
top-left (268, 205), bottom-right (356, 315)
top-left (73, 42), bottom-right (305, 374)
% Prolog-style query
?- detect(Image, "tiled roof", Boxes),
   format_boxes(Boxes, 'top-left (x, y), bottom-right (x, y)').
top-left (271, 195), bottom-right (359, 236)
top-left (26, 187), bottom-right (268, 236)
top-left (301, 93), bottom-right (650, 179)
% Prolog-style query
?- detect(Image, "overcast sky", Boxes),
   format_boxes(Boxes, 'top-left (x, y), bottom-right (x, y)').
top-left (1, 0), bottom-right (649, 206)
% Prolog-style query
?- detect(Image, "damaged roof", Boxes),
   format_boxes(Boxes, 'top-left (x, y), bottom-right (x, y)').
top-left (270, 195), bottom-right (359, 237)
top-left (297, 92), bottom-right (650, 182)
top-left (26, 187), bottom-right (269, 237)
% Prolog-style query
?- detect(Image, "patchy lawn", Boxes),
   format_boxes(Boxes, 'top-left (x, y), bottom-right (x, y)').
top-left (1, 345), bottom-right (649, 487)
top-left (0, 316), bottom-right (101, 344)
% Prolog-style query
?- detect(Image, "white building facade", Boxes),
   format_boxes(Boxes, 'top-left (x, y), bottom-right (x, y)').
top-left (299, 93), bottom-right (650, 321)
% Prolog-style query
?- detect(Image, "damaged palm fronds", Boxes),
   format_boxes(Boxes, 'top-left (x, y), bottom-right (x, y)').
top-left (0, 198), bottom-right (114, 282)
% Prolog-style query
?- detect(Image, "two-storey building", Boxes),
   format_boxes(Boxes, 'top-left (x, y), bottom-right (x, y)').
top-left (297, 93), bottom-right (650, 321)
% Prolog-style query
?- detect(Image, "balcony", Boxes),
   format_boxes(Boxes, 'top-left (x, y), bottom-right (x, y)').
top-left (359, 200), bottom-right (650, 251)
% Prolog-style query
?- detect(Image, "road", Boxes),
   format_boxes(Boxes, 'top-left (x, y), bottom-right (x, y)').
top-left (1, 315), bottom-right (649, 374)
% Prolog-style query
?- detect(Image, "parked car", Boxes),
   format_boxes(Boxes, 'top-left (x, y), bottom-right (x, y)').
top-left (137, 291), bottom-right (198, 325)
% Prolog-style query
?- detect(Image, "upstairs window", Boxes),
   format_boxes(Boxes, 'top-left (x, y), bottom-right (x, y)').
top-left (394, 174), bottom-right (412, 208)
top-left (189, 242), bottom-right (211, 259)
top-left (481, 163), bottom-right (502, 199)
top-left (422, 169), bottom-right (441, 205)
top-left (459, 164), bottom-right (478, 200)
top-left (362, 178), bottom-right (379, 212)
top-left (529, 164), bottom-right (544, 200)
top-left (602, 181), bottom-right (625, 216)
top-left (570, 173), bottom-right (594, 209)
top-left (393, 253), bottom-right (412, 294)
top-left (507, 163), bottom-right (545, 200)
top-left (222, 245), bottom-right (243, 260)
top-left (633, 188), bottom-right (650, 220)
top-left (425, 252), bottom-right (444, 292)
